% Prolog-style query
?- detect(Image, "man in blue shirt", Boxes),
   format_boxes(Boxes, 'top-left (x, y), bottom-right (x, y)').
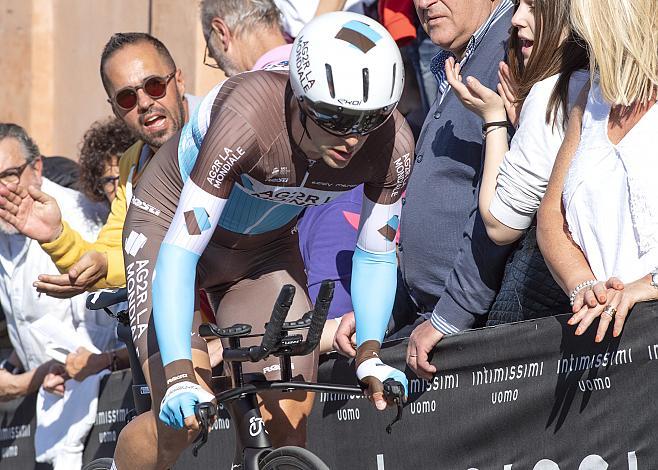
top-left (336, 0), bottom-right (515, 380)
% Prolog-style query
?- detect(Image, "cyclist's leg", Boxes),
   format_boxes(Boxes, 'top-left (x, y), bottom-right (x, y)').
top-left (113, 310), bottom-right (211, 470)
top-left (212, 268), bottom-right (317, 448)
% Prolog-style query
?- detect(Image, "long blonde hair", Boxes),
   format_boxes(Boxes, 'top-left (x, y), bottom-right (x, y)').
top-left (570, 0), bottom-right (658, 105)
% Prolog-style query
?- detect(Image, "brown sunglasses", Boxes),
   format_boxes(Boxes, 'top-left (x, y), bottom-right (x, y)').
top-left (108, 71), bottom-right (176, 111)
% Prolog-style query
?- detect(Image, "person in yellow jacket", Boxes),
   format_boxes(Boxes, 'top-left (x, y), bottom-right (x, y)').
top-left (0, 33), bottom-right (198, 297)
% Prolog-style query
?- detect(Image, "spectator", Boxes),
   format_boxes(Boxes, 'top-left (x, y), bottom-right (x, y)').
top-left (0, 123), bottom-right (116, 469)
top-left (444, 0), bottom-right (589, 324)
top-left (538, 0), bottom-right (658, 342)
top-left (336, 0), bottom-right (516, 379)
top-left (274, 0), bottom-right (377, 39)
top-left (298, 186), bottom-right (363, 352)
top-left (78, 117), bottom-right (135, 205)
top-left (201, 0), bottom-right (290, 76)
top-left (0, 33), bottom-right (196, 296)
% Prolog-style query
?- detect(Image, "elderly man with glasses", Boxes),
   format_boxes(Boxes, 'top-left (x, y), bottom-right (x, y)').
top-left (0, 123), bottom-right (114, 468)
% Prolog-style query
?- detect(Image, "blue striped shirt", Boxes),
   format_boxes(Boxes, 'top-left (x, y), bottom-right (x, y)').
top-left (430, 0), bottom-right (514, 100)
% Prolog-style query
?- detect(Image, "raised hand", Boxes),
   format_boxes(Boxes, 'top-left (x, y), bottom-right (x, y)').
top-left (444, 57), bottom-right (507, 123)
top-left (0, 183), bottom-right (63, 242)
top-left (497, 62), bottom-right (521, 128)
top-left (34, 250), bottom-right (109, 298)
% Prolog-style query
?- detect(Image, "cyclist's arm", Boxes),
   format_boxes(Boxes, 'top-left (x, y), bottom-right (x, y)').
top-left (352, 119), bottom-right (414, 347)
top-left (153, 107), bottom-right (259, 389)
top-left (351, 117), bottom-right (414, 398)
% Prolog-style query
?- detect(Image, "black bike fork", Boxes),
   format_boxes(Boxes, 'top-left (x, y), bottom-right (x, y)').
top-left (227, 395), bottom-right (272, 469)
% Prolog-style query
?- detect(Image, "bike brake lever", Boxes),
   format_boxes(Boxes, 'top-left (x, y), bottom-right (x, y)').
top-left (192, 402), bottom-right (217, 457)
top-left (383, 379), bottom-right (405, 434)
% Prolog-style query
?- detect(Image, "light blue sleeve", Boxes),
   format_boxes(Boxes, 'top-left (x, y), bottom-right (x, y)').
top-left (152, 244), bottom-right (201, 364)
top-left (351, 194), bottom-right (402, 346)
top-left (352, 247), bottom-right (397, 345)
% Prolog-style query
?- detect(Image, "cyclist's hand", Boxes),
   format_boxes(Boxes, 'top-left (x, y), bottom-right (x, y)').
top-left (407, 320), bottom-right (443, 380)
top-left (159, 381), bottom-right (215, 430)
top-left (357, 359), bottom-right (408, 411)
top-left (333, 312), bottom-right (357, 357)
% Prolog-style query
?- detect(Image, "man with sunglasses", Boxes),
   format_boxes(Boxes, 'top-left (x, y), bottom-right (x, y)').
top-left (0, 33), bottom-right (195, 299)
top-left (115, 12), bottom-right (413, 470)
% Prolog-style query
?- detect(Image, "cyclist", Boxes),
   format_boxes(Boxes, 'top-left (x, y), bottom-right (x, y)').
top-left (118, 12), bottom-right (413, 469)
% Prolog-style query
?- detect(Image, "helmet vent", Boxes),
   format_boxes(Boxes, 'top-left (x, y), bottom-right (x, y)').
top-left (362, 68), bottom-right (369, 103)
top-left (390, 63), bottom-right (397, 98)
top-left (325, 64), bottom-right (336, 99)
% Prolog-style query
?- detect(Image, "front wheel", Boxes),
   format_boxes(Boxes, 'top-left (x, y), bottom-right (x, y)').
top-left (82, 458), bottom-right (114, 470)
top-left (259, 446), bottom-right (330, 470)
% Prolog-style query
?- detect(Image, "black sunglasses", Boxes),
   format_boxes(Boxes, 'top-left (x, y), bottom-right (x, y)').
top-left (299, 98), bottom-right (396, 137)
top-left (109, 71), bottom-right (176, 111)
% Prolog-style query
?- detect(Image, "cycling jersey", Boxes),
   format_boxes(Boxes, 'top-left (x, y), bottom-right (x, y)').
top-left (123, 70), bottom-right (414, 386)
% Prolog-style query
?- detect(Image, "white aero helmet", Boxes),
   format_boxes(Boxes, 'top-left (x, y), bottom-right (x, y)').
top-left (289, 11), bottom-right (404, 136)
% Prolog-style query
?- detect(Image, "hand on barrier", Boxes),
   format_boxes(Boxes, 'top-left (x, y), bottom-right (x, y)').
top-left (407, 320), bottom-right (444, 380)
top-left (571, 276), bottom-right (658, 342)
top-left (159, 381), bottom-right (215, 430)
top-left (356, 358), bottom-right (408, 411)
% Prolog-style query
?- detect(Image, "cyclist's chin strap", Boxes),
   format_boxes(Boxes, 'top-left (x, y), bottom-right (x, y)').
top-left (296, 103), bottom-right (311, 147)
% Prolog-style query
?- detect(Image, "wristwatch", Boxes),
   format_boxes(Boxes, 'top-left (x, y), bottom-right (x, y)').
top-left (0, 359), bottom-right (19, 374)
top-left (651, 268), bottom-right (658, 289)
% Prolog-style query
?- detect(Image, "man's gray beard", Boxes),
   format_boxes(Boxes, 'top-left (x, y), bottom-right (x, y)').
top-left (212, 48), bottom-right (241, 77)
top-left (0, 219), bottom-right (19, 235)
top-left (135, 97), bottom-right (186, 149)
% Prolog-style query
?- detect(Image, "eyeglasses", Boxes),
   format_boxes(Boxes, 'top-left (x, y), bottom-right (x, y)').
top-left (0, 160), bottom-right (33, 185)
top-left (203, 30), bottom-right (221, 69)
top-left (109, 71), bottom-right (176, 111)
top-left (97, 175), bottom-right (120, 192)
top-left (299, 98), bottom-right (397, 136)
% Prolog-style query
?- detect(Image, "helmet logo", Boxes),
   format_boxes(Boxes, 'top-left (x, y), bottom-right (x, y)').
top-left (338, 99), bottom-right (362, 106)
top-left (335, 20), bottom-right (382, 54)
top-left (295, 37), bottom-right (315, 92)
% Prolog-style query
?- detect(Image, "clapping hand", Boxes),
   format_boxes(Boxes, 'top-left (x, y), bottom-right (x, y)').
top-left (444, 57), bottom-right (507, 123)
top-left (33, 250), bottom-right (109, 298)
top-left (0, 183), bottom-right (63, 243)
top-left (497, 62), bottom-right (521, 128)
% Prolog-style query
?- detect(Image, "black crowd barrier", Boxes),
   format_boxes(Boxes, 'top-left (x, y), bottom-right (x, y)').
top-left (1, 301), bottom-right (658, 469)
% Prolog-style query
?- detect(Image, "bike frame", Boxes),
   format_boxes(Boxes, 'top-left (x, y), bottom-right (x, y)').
top-left (210, 337), bottom-right (363, 470)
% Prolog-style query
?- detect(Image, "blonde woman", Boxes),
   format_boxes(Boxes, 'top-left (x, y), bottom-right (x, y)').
top-left (538, 0), bottom-right (658, 342)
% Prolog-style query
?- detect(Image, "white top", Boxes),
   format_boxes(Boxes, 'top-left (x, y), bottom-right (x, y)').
top-left (274, 0), bottom-right (377, 37)
top-left (0, 178), bottom-right (115, 370)
top-left (490, 70), bottom-right (589, 229)
top-left (563, 80), bottom-right (658, 282)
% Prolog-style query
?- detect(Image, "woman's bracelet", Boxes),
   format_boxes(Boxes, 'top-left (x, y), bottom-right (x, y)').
top-left (569, 280), bottom-right (597, 306)
top-left (481, 120), bottom-right (509, 139)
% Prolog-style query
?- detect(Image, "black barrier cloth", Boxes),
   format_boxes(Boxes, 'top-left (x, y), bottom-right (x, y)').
top-left (4, 302), bottom-right (658, 469)
top-left (83, 371), bottom-right (135, 463)
top-left (308, 302), bottom-right (658, 469)
top-left (0, 393), bottom-right (51, 469)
